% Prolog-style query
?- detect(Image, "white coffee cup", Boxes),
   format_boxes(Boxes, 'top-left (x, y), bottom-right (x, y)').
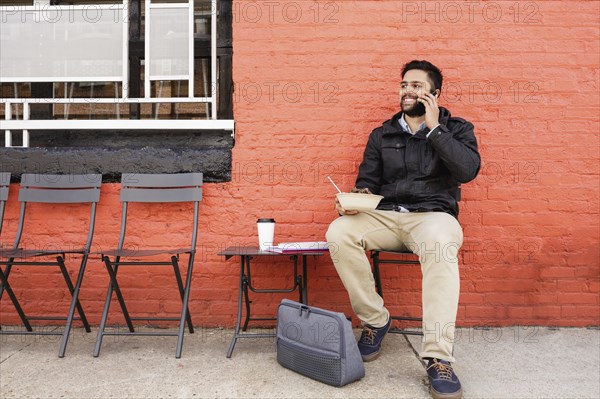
top-left (257, 218), bottom-right (275, 251)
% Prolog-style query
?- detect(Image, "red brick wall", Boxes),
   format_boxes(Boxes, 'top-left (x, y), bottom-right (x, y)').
top-left (1, 0), bottom-right (599, 328)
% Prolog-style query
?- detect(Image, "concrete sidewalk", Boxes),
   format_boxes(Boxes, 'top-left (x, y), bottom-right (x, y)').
top-left (1, 326), bottom-right (598, 398)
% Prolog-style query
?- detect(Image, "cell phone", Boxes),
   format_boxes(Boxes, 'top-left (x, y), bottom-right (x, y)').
top-left (420, 89), bottom-right (438, 98)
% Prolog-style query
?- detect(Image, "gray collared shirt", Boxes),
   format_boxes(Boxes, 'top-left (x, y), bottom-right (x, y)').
top-left (399, 114), bottom-right (440, 137)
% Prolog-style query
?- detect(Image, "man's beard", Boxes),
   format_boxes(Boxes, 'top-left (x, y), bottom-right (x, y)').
top-left (401, 96), bottom-right (426, 117)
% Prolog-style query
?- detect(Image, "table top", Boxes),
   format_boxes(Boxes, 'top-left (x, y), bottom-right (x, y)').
top-left (218, 245), bottom-right (328, 259)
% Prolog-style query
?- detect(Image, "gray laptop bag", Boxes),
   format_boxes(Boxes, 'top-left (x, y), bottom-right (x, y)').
top-left (276, 299), bottom-right (365, 386)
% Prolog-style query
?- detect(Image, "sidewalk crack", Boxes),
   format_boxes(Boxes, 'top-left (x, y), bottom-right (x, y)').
top-left (403, 334), bottom-right (427, 368)
top-left (1, 327), bottom-right (60, 364)
top-left (1, 341), bottom-right (33, 364)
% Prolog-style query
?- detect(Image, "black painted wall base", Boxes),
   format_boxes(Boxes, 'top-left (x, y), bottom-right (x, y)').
top-left (1, 129), bottom-right (233, 182)
top-left (1, 146), bottom-right (231, 183)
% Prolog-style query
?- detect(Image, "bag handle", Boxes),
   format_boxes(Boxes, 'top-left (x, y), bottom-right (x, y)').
top-left (298, 305), bottom-right (311, 317)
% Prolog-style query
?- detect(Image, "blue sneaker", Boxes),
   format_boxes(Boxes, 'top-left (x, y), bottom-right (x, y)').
top-left (426, 358), bottom-right (463, 399)
top-left (357, 317), bottom-right (391, 362)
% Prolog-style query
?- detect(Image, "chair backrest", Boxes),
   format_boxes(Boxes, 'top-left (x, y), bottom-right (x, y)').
top-left (19, 174), bottom-right (102, 203)
top-left (117, 173), bottom-right (203, 250)
top-left (120, 173), bottom-right (203, 203)
top-left (13, 174), bottom-right (102, 250)
top-left (0, 172), bottom-right (10, 239)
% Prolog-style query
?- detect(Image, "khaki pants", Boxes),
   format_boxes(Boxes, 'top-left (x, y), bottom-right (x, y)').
top-left (325, 210), bottom-right (463, 362)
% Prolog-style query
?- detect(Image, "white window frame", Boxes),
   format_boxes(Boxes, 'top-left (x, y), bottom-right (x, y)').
top-left (0, 0), bottom-right (233, 148)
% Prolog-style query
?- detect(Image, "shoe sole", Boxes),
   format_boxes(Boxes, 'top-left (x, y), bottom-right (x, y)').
top-left (361, 350), bottom-right (381, 362)
top-left (430, 386), bottom-right (463, 399)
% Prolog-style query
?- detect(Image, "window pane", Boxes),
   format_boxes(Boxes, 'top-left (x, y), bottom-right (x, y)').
top-left (0, 5), bottom-right (123, 80)
top-left (149, 7), bottom-right (190, 77)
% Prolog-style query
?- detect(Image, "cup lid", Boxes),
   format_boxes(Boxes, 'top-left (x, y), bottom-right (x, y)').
top-left (257, 218), bottom-right (275, 223)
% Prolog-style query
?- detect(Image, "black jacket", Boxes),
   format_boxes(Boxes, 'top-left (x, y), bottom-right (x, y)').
top-left (355, 107), bottom-right (480, 218)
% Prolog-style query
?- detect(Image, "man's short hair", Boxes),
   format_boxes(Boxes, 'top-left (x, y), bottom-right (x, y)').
top-left (401, 60), bottom-right (443, 93)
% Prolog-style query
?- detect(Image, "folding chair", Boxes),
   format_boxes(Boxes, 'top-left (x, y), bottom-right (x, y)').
top-left (93, 173), bottom-right (202, 358)
top-left (0, 172), bottom-right (9, 241)
top-left (0, 173), bottom-right (11, 313)
top-left (0, 173), bottom-right (102, 357)
top-left (371, 250), bottom-right (423, 336)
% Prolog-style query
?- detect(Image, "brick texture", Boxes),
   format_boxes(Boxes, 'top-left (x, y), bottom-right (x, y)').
top-left (1, 1), bottom-right (598, 328)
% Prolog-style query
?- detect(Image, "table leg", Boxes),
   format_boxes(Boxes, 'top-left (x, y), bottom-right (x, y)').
top-left (302, 255), bottom-right (309, 305)
top-left (226, 255), bottom-right (246, 358)
top-left (292, 255), bottom-right (303, 303)
top-left (242, 257), bottom-right (252, 331)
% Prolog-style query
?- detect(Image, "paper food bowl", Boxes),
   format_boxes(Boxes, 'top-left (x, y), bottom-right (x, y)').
top-left (336, 192), bottom-right (384, 212)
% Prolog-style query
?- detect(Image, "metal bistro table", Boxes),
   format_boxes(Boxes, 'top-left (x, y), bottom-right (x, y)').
top-left (218, 246), bottom-right (327, 358)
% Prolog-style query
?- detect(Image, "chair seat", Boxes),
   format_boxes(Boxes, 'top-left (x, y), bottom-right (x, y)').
top-left (99, 248), bottom-right (193, 258)
top-left (1, 248), bottom-right (86, 259)
top-left (373, 249), bottom-right (415, 255)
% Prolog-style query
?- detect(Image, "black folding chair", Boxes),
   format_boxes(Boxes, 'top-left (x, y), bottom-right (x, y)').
top-left (0, 173), bottom-right (102, 357)
top-left (93, 173), bottom-right (202, 358)
top-left (371, 250), bottom-right (423, 336)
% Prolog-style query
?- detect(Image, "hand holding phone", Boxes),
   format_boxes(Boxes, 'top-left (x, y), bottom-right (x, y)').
top-left (418, 89), bottom-right (440, 130)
